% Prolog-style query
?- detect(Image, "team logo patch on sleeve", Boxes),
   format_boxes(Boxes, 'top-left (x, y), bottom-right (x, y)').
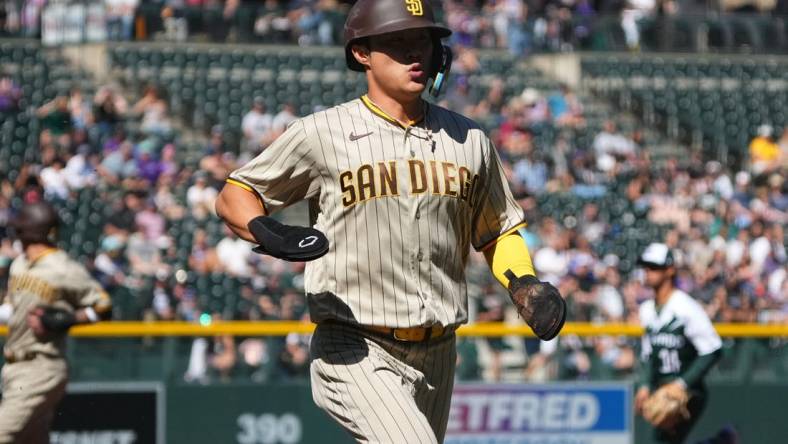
top-left (405, 0), bottom-right (423, 16)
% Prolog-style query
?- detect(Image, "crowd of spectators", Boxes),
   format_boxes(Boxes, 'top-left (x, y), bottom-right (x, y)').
top-left (440, 65), bottom-right (787, 381)
top-left (0, 71), bottom-right (316, 383)
top-left (4, 0), bottom-right (788, 53)
top-left (1, 38), bottom-right (787, 384)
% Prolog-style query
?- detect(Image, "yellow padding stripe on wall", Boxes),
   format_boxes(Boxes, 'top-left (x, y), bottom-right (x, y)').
top-left (0, 322), bottom-right (784, 337)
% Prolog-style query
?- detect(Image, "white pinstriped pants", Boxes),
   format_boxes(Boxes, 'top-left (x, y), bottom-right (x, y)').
top-left (310, 322), bottom-right (457, 443)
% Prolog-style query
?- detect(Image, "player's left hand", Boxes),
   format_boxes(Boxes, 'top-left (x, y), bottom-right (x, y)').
top-left (642, 381), bottom-right (690, 430)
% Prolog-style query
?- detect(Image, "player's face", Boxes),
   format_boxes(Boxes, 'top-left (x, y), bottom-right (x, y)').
top-left (644, 265), bottom-right (669, 288)
top-left (365, 28), bottom-right (434, 98)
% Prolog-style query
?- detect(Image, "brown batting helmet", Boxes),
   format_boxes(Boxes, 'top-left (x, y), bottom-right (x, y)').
top-left (344, 0), bottom-right (452, 72)
top-left (10, 201), bottom-right (60, 246)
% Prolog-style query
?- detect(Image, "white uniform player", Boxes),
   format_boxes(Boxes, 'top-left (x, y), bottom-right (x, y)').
top-left (635, 243), bottom-right (722, 444)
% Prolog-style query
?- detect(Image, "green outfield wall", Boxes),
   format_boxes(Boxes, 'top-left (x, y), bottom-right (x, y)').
top-left (156, 382), bottom-right (788, 444)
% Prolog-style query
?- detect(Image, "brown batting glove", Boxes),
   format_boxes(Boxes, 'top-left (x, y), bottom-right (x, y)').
top-left (642, 381), bottom-right (690, 430)
top-left (505, 271), bottom-right (567, 341)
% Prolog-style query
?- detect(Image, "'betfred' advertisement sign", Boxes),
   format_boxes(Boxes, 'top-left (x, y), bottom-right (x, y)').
top-left (447, 383), bottom-right (632, 444)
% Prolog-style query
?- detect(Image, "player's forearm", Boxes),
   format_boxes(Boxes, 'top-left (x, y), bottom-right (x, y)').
top-left (638, 360), bottom-right (653, 389)
top-left (485, 231), bottom-right (566, 340)
top-left (215, 182), bottom-right (265, 242)
top-left (679, 349), bottom-right (722, 387)
top-left (483, 232), bottom-right (535, 288)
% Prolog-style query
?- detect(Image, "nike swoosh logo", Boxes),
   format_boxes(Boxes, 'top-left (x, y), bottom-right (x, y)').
top-left (349, 131), bottom-right (373, 141)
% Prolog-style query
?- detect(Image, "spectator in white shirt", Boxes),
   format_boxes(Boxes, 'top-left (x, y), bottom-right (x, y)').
top-left (533, 230), bottom-right (571, 286)
top-left (241, 97), bottom-right (273, 157)
top-left (271, 102), bottom-right (297, 136)
top-left (39, 158), bottom-right (69, 200)
top-left (216, 226), bottom-right (253, 277)
top-left (186, 172), bottom-right (218, 220)
top-left (63, 145), bottom-right (96, 190)
top-left (593, 120), bottom-right (637, 173)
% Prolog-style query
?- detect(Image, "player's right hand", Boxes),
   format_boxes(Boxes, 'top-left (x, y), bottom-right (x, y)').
top-left (27, 307), bottom-right (53, 342)
top-left (247, 215), bottom-right (329, 262)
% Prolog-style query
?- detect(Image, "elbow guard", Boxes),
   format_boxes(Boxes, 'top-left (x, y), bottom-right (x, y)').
top-left (247, 216), bottom-right (329, 262)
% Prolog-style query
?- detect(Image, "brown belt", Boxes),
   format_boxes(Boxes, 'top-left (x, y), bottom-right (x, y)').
top-left (3, 351), bottom-right (48, 364)
top-left (362, 324), bottom-right (455, 342)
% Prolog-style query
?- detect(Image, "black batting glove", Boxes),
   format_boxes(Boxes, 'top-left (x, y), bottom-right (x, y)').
top-left (38, 306), bottom-right (77, 333)
top-left (247, 215), bottom-right (329, 262)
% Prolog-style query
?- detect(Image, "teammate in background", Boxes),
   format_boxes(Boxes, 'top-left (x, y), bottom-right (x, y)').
top-left (634, 243), bottom-right (722, 444)
top-left (215, 0), bottom-right (566, 442)
top-left (0, 202), bottom-right (112, 443)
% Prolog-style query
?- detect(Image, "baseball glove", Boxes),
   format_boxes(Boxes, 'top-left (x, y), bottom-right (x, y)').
top-left (505, 271), bottom-right (567, 341)
top-left (247, 215), bottom-right (329, 262)
top-left (642, 383), bottom-right (691, 430)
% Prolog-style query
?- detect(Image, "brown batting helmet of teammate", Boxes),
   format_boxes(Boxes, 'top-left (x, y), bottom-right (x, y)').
top-left (10, 201), bottom-right (60, 246)
top-left (344, 0), bottom-right (452, 72)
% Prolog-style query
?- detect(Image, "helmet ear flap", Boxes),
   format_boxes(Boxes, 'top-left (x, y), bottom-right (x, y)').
top-left (429, 43), bottom-right (452, 98)
top-left (429, 37), bottom-right (443, 74)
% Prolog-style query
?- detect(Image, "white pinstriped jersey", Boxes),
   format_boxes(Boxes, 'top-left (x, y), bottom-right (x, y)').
top-left (229, 96), bottom-right (525, 328)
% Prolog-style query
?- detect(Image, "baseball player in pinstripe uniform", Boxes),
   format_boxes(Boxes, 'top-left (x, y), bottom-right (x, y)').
top-left (216, 1), bottom-right (566, 442)
top-left (0, 202), bottom-right (112, 443)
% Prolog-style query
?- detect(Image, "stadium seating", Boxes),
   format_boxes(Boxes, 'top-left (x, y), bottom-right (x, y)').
top-left (582, 54), bottom-right (788, 163)
top-left (2, 40), bottom-right (785, 385)
top-left (586, 14), bottom-right (788, 53)
top-left (109, 44), bottom-right (363, 136)
top-left (106, 44), bottom-right (573, 147)
top-left (102, 43), bottom-right (683, 285)
top-left (0, 42), bottom-right (699, 322)
top-left (0, 43), bottom-right (96, 180)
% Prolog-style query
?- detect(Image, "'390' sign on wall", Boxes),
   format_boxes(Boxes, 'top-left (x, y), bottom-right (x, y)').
top-left (237, 413), bottom-right (303, 444)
